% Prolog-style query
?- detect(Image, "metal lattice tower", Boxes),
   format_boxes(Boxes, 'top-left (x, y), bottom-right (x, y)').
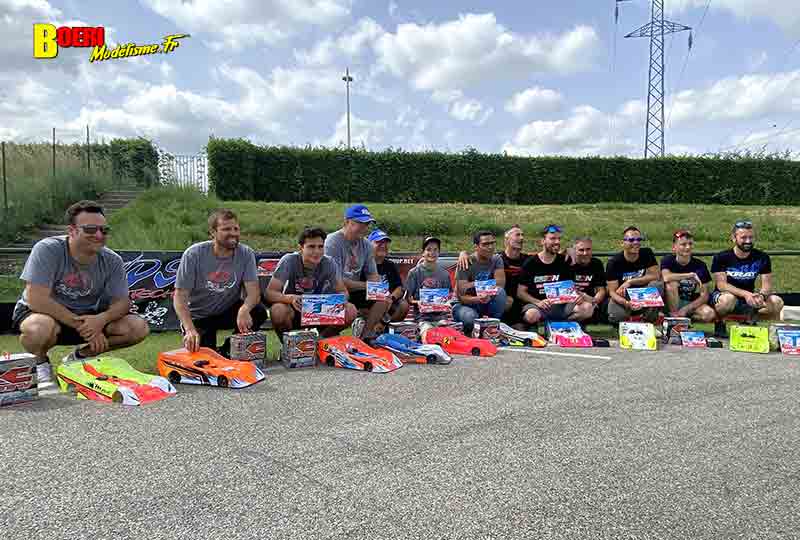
top-left (619, 0), bottom-right (691, 158)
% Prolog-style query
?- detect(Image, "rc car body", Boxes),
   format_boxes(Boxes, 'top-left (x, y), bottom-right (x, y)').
top-left (546, 322), bottom-right (593, 348)
top-left (157, 347), bottom-right (265, 388)
top-left (57, 356), bottom-right (176, 406)
top-left (373, 333), bottom-right (452, 364)
top-left (497, 323), bottom-right (547, 348)
top-left (423, 326), bottom-right (497, 357)
top-left (318, 336), bottom-right (403, 372)
top-left (619, 322), bottom-right (658, 350)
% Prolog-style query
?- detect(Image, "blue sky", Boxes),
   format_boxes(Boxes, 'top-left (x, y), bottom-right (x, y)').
top-left (2, 0), bottom-right (798, 157)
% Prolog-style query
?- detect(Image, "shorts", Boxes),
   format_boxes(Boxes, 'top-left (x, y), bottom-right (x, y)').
top-left (502, 299), bottom-right (525, 326)
top-left (12, 304), bottom-right (94, 346)
top-left (521, 302), bottom-right (575, 321)
top-left (349, 290), bottom-right (374, 311)
top-left (711, 291), bottom-right (753, 315)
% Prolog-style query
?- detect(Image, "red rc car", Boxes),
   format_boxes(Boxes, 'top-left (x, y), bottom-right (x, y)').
top-left (423, 326), bottom-right (497, 357)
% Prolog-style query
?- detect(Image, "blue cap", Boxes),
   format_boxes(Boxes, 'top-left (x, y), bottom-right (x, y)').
top-left (368, 229), bottom-right (391, 243)
top-left (344, 204), bottom-right (376, 223)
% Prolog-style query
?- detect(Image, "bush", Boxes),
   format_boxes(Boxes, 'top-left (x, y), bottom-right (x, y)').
top-left (207, 140), bottom-right (800, 205)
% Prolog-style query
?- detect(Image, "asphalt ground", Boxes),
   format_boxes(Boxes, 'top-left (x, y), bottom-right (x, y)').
top-left (2, 344), bottom-right (800, 540)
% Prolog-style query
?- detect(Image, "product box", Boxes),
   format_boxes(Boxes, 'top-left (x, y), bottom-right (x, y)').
top-left (769, 323), bottom-right (800, 351)
top-left (662, 317), bottom-right (692, 345)
top-left (301, 294), bottom-right (346, 326)
top-left (228, 332), bottom-right (267, 362)
top-left (627, 287), bottom-right (664, 308)
top-left (472, 317), bottom-right (501, 343)
top-left (436, 319), bottom-right (464, 334)
top-left (419, 288), bottom-right (451, 314)
top-left (388, 321), bottom-right (419, 342)
top-left (777, 329), bottom-right (800, 355)
top-left (543, 280), bottom-right (579, 304)
top-left (0, 353), bottom-right (38, 407)
top-left (475, 279), bottom-right (499, 298)
top-left (366, 281), bottom-right (390, 301)
top-left (679, 331), bottom-right (707, 348)
top-left (281, 329), bottom-right (319, 368)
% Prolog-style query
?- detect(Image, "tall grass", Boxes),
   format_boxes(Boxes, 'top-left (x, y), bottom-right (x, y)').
top-left (1, 143), bottom-right (115, 243)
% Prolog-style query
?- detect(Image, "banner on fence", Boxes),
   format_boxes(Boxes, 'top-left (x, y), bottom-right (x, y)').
top-left (120, 251), bottom-right (459, 332)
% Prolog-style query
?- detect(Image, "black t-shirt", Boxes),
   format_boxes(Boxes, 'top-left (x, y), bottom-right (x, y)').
top-left (376, 259), bottom-right (403, 293)
top-left (710, 248), bottom-right (772, 293)
top-left (572, 257), bottom-right (606, 297)
top-left (520, 253), bottom-right (575, 301)
top-left (501, 251), bottom-right (531, 300)
top-left (660, 254), bottom-right (711, 301)
top-left (606, 248), bottom-right (658, 284)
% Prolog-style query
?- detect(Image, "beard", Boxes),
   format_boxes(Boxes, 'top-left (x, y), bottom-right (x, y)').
top-left (738, 242), bottom-right (753, 252)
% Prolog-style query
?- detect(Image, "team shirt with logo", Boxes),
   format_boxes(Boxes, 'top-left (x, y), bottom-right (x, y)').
top-left (572, 258), bottom-right (606, 297)
top-left (660, 254), bottom-right (711, 301)
top-left (175, 241), bottom-right (258, 319)
top-left (324, 230), bottom-right (378, 282)
top-left (14, 236), bottom-right (128, 319)
top-left (405, 264), bottom-right (452, 320)
top-left (710, 248), bottom-right (772, 293)
top-left (500, 252), bottom-right (531, 300)
top-left (520, 253), bottom-right (575, 301)
top-left (605, 248), bottom-right (658, 284)
top-left (455, 254), bottom-right (504, 296)
top-left (374, 259), bottom-right (403, 293)
top-left (272, 253), bottom-right (341, 296)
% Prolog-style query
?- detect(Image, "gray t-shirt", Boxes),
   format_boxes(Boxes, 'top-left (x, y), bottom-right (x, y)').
top-left (175, 241), bottom-right (258, 319)
top-left (455, 253), bottom-right (504, 296)
top-left (324, 229), bottom-right (377, 283)
top-left (14, 235), bottom-right (128, 318)
top-left (405, 264), bottom-right (452, 301)
top-left (272, 253), bottom-right (341, 295)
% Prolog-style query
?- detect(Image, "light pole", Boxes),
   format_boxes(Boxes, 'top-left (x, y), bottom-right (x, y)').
top-left (342, 67), bottom-right (353, 149)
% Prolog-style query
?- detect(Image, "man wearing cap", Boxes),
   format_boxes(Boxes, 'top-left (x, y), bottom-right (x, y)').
top-left (324, 204), bottom-right (390, 340)
top-left (661, 230), bottom-right (715, 323)
top-left (711, 220), bottom-right (783, 337)
top-left (453, 230), bottom-right (507, 336)
top-left (366, 229), bottom-right (409, 328)
top-left (605, 226), bottom-right (664, 325)
top-left (267, 227), bottom-right (357, 340)
top-left (517, 225), bottom-right (594, 326)
top-left (405, 236), bottom-right (453, 324)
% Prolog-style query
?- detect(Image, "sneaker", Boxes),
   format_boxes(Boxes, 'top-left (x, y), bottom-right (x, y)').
top-left (62, 346), bottom-right (90, 364)
top-left (714, 321), bottom-right (729, 339)
top-left (352, 317), bottom-right (367, 339)
top-left (36, 361), bottom-right (58, 395)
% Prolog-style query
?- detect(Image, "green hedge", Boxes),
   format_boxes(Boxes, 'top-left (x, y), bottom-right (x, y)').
top-left (207, 139), bottom-right (800, 205)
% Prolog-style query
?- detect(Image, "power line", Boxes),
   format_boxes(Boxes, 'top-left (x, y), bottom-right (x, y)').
top-left (666, 0), bottom-right (711, 130)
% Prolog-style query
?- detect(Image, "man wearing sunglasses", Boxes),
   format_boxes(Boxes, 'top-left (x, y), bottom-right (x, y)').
top-left (710, 220), bottom-right (783, 336)
top-left (12, 200), bottom-right (149, 393)
top-left (174, 208), bottom-right (267, 355)
top-left (661, 230), bottom-right (715, 322)
top-left (517, 225), bottom-right (594, 326)
top-left (324, 204), bottom-right (389, 341)
top-left (453, 230), bottom-right (507, 336)
top-left (605, 226), bottom-right (663, 325)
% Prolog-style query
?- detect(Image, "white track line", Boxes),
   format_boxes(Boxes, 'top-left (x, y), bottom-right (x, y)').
top-left (502, 348), bottom-right (612, 360)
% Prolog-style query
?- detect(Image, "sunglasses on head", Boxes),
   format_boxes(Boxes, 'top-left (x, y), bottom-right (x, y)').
top-left (77, 225), bottom-right (111, 235)
top-left (734, 220), bottom-right (753, 229)
top-left (542, 225), bottom-right (562, 234)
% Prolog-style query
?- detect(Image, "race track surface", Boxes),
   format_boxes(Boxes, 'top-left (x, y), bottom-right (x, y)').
top-left (3, 346), bottom-right (799, 539)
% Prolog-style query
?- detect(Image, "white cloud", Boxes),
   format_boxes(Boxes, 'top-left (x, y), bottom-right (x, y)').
top-left (294, 18), bottom-right (384, 65)
top-left (141, 0), bottom-right (352, 50)
top-left (429, 89), bottom-right (493, 124)
top-left (326, 113), bottom-right (388, 148)
top-left (505, 86), bottom-right (564, 116)
top-left (374, 13), bottom-right (600, 92)
top-left (388, 1), bottom-right (398, 18)
top-left (673, 0), bottom-right (800, 37)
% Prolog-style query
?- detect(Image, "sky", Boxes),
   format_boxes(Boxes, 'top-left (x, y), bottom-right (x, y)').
top-left (1, 0), bottom-right (799, 157)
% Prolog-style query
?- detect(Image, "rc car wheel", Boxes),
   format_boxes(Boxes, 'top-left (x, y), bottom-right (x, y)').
top-left (168, 371), bottom-right (181, 385)
top-left (363, 362), bottom-right (373, 372)
top-left (325, 356), bottom-right (334, 367)
top-left (112, 391), bottom-right (123, 403)
top-left (426, 354), bottom-right (438, 364)
top-left (471, 347), bottom-right (481, 356)
top-left (217, 375), bottom-right (229, 388)
top-left (523, 338), bottom-right (532, 347)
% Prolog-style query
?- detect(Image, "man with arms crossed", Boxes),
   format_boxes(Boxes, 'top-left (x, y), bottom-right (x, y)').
top-left (324, 204), bottom-right (390, 341)
top-left (12, 200), bottom-right (148, 391)
top-left (605, 226), bottom-right (664, 325)
top-left (571, 236), bottom-right (608, 324)
top-left (267, 227), bottom-right (356, 340)
top-left (517, 225), bottom-right (594, 327)
top-left (173, 209), bottom-right (267, 354)
top-left (453, 230), bottom-right (507, 337)
top-left (711, 220), bottom-right (783, 337)
top-left (661, 230), bottom-right (715, 323)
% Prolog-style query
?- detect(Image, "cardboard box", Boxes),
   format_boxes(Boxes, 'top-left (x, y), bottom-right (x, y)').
top-left (366, 281), bottom-right (390, 301)
top-left (662, 317), bottom-right (691, 345)
top-left (281, 329), bottom-right (319, 368)
top-left (0, 353), bottom-right (38, 407)
top-left (388, 321), bottom-right (419, 342)
top-left (419, 288), bottom-right (451, 314)
top-left (543, 280), bottom-right (579, 304)
top-left (472, 317), bottom-right (501, 343)
top-left (627, 287), bottom-right (664, 308)
top-left (228, 332), bottom-right (266, 362)
top-left (475, 279), bottom-right (499, 298)
top-left (301, 294), bottom-right (346, 326)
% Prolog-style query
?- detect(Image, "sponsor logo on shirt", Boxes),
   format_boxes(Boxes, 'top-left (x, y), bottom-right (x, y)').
top-left (726, 262), bottom-right (762, 281)
top-left (55, 271), bottom-right (93, 299)
top-left (206, 265), bottom-right (236, 293)
top-left (622, 270), bottom-right (644, 282)
top-left (534, 275), bottom-right (559, 283)
top-left (475, 270), bottom-right (491, 281)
